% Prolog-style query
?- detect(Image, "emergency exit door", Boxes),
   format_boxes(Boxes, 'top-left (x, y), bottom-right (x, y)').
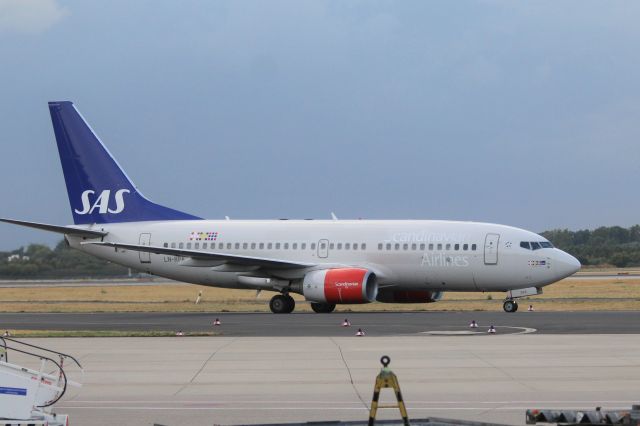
top-left (484, 233), bottom-right (499, 265)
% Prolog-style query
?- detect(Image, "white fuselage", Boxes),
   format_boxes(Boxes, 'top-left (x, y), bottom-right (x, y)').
top-left (70, 219), bottom-right (580, 294)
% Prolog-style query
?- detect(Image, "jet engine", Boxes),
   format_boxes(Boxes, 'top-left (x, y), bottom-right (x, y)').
top-left (376, 289), bottom-right (442, 303)
top-left (302, 268), bottom-right (378, 304)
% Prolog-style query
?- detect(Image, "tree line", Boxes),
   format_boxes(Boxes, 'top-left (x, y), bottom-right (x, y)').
top-left (1, 225), bottom-right (639, 278)
top-left (0, 240), bottom-right (130, 279)
top-left (541, 225), bottom-right (640, 268)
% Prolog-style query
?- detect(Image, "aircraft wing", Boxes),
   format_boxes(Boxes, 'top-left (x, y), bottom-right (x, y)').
top-left (84, 241), bottom-right (314, 270)
top-left (0, 218), bottom-right (108, 238)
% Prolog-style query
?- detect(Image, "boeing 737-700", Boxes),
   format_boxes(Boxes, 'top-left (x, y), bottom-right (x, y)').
top-left (1, 101), bottom-right (581, 313)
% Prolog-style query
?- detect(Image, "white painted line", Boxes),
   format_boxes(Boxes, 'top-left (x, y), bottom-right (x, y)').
top-left (63, 399), bottom-right (637, 404)
top-left (57, 406), bottom-right (634, 411)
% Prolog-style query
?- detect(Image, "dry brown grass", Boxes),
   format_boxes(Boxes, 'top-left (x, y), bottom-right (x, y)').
top-left (0, 278), bottom-right (638, 313)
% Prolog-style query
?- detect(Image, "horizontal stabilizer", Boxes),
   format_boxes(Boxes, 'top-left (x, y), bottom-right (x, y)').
top-left (84, 241), bottom-right (314, 269)
top-left (0, 218), bottom-right (107, 238)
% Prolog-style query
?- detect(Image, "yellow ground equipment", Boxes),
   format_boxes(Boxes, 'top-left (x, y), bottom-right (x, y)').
top-left (368, 355), bottom-right (410, 426)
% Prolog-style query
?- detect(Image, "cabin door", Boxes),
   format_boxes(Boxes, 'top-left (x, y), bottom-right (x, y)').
top-left (484, 233), bottom-right (499, 265)
top-left (139, 233), bottom-right (151, 264)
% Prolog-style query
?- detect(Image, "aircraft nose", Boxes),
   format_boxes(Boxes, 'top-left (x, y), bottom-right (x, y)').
top-left (555, 250), bottom-right (581, 278)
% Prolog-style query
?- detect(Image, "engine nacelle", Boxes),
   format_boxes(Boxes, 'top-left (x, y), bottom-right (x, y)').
top-left (303, 268), bottom-right (378, 304)
top-left (376, 289), bottom-right (442, 304)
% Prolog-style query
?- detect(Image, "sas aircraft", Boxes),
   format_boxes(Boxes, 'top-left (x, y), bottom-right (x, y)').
top-left (1, 102), bottom-right (580, 314)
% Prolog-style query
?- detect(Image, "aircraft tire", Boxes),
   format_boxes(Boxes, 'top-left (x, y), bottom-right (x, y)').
top-left (310, 302), bottom-right (336, 313)
top-left (503, 300), bottom-right (518, 313)
top-left (270, 294), bottom-right (291, 314)
top-left (284, 294), bottom-right (296, 313)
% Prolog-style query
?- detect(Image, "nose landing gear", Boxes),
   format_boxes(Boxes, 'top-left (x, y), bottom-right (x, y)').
top-left (269, 293), bottom-right (296, 314)
top-left (503, 299), bottom-right (518, 313)
top-left (502, 287), bottom-right (542, 313)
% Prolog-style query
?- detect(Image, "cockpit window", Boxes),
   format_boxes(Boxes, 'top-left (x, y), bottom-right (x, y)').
top-left (521, 241), bottom-right (553, 250)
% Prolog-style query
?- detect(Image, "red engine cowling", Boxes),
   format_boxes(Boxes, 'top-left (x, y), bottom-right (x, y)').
top-left (376, 289), bottom-right (442, 303)
top-left (303, 268), bottom-right (378, 304)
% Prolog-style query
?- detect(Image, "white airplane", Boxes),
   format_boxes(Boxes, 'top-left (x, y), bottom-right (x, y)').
top-left (1, 101), bottom-right (580, 314)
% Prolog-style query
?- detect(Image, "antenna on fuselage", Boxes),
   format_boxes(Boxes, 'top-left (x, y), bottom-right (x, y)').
top-left (330, 212), bottom-right (338, 221)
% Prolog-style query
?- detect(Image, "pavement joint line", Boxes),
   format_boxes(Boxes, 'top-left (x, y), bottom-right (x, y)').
top-left (173, 338), bottom-right (239, 396)
top-left (330, 337), bottom-right (370, 411)
top-left (462, 349), bottom-right (538, 393)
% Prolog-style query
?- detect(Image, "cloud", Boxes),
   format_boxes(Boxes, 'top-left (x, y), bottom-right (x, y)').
top-left (0, 0), bottom-right (67, 35)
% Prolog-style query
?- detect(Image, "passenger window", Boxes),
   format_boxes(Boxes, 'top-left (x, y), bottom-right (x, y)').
top-left (353, 243), bottom-right (358, 250)
top-left (259, 243), bottom-right (264, 249)
top-left (293, 243), bottom-right (297, 250)
top-left (276, 243), bottom-right (281, 249)
top-left (531, 242), bottom-right (542, 250)
top-left (311, 243), bottom-right (316, 250)
top-left (187, 243), bottom-right (192, 249)
top-left (411, 243), bottom-right (417, 250)
top-left (194, 243), bottom-right (199, 249)
top-left (163, 243), bottom-right (168, 248)
top-left (179, 243), bottom-right (184, 249)
top-left (446, 244), bottom-right (451, 250)
top-left (420, 243), bottom-right (425, 250)
top-left (284, 243), bottom-right (289, 249)
top-left (520, 241), bottom-right (531, 250)
top-left (268, 243), bottom-right (273, 249)
top-left (429, 244), bottom-right (434, 250)
top-left (337, 243), bottom-right (342, 250)
top-left (345, 243), bottom-right (351, 250)
top-left (395, 243), bottom-right (400, 250)
top-left (250, 243), bottom-right (255, 249)
top-left (403, 243), bottom-right (408, 250)
top-left (463, 244), bottom-right (468, 251)
top-left (320, 243), bottom-right (325, 249)
top-left (329, 243), bottom-right (335, 249)
top-left (301, 243), bottom-right (306, 250)
top-left (209, 243), bottom-right (214, 249)
top-left (437, 244), bottom-right (442, 250)
top-left (171, 242), bottom-right (176, 248)
top-left (386, 243), bottom-right (391, 250)
top-left (362, 243), bottom-right (366, 250)
top-left (241, 243), bottom-right (247, 249)
top-left (203, 243), bottom-right (207, 249)
top-left (378, 243), bottom-right (383, 250)
top-left (235, 243), bottom-right (240, 249)
top-left (454, 244), bottom-right (459, 250)
top-left (472, 244), bottom-right (477, 251)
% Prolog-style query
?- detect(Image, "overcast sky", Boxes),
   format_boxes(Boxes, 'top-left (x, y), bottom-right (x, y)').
top-left (1, 0), bottom-right (639, 250)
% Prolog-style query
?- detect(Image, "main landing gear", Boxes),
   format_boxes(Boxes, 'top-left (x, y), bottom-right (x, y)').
top-left (503, 299), bottom-right (518, 313)
top-left (269, 293), bottom-right (295, 314)
top-left (310, 302), bottom-right (336, 313)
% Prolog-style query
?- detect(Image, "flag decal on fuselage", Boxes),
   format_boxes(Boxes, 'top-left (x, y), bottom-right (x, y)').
top-left (189, 231), bottom-right (219, 241)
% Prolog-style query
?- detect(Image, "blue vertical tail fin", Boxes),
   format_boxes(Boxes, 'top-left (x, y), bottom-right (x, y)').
top-left (48, 101), bottom-right (201, 225)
